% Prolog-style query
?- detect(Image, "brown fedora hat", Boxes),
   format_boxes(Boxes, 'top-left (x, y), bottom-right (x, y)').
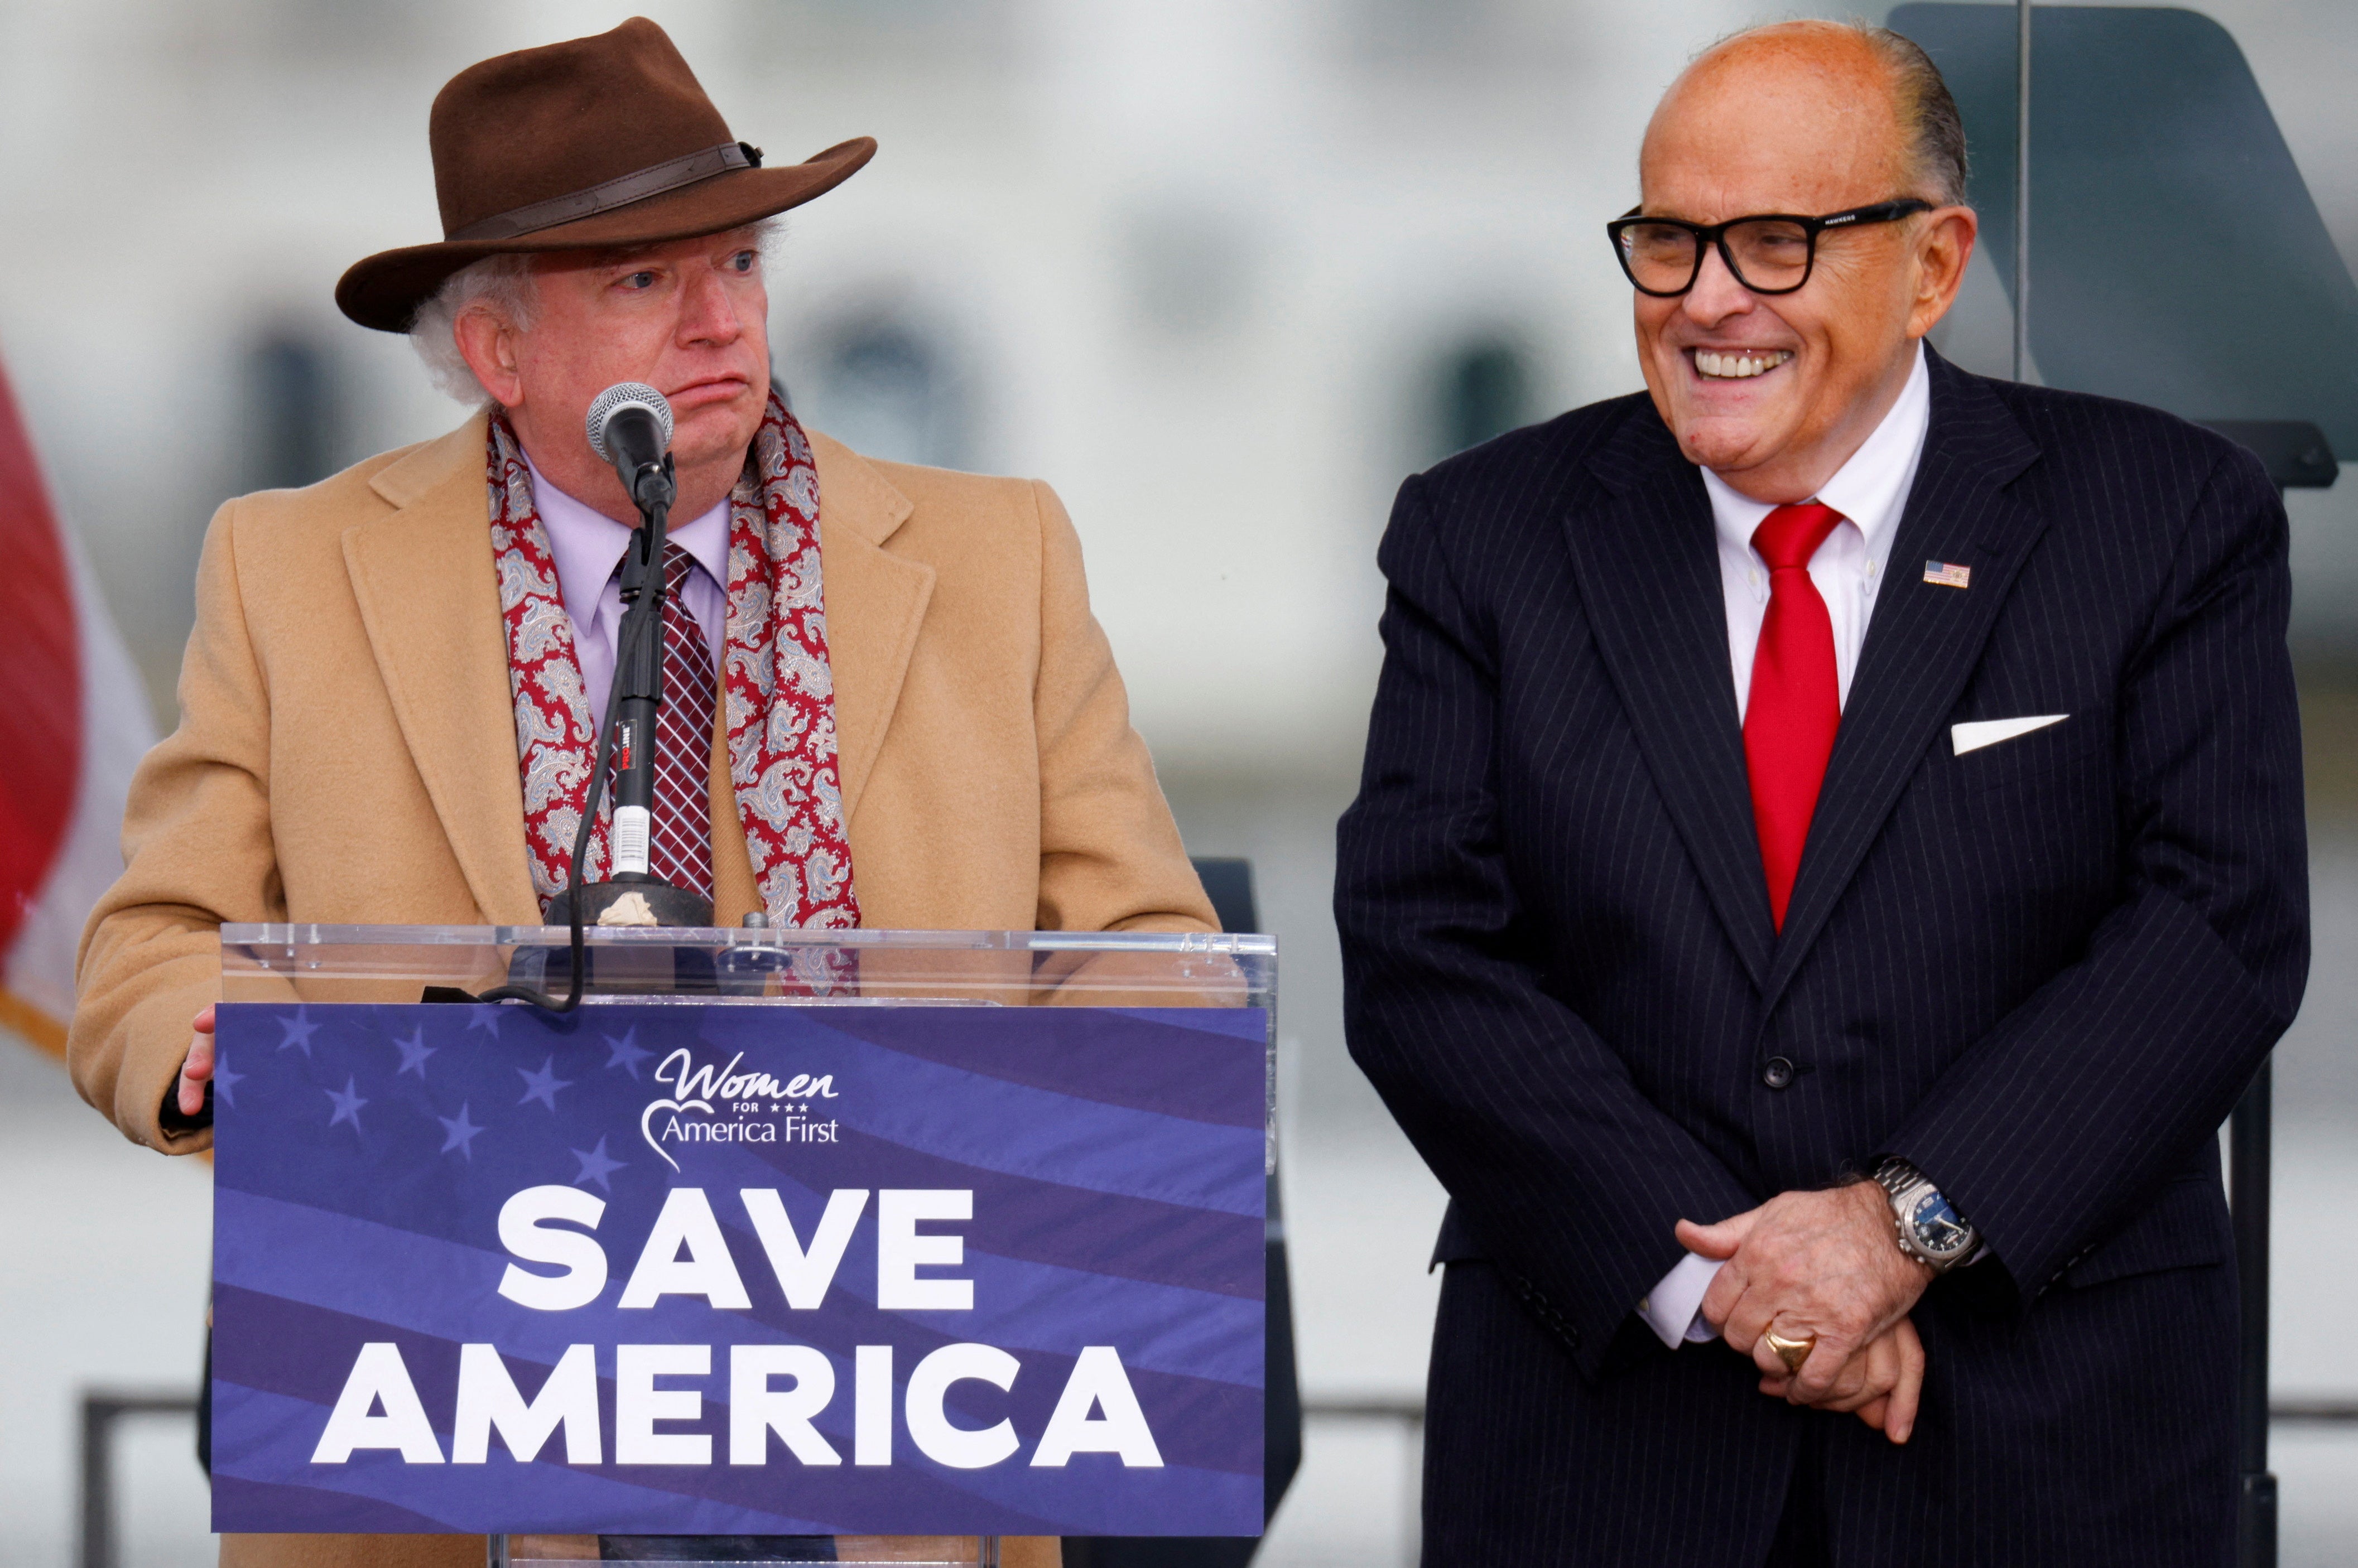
top-left (336, 16), bottom-right (874, 332)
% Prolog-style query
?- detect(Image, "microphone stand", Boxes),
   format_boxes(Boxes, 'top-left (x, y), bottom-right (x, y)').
top-left (473, 449), bottom-right (714, 1014)
top-left (545, 450), bottom-right (715, 932)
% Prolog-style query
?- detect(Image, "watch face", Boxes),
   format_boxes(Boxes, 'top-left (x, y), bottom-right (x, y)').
top-left (1909, 1191), bottom-right (1971, 1257)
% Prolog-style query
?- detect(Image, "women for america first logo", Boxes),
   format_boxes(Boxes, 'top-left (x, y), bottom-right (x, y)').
top-left (640, 1046), bottom-right (839, 1169)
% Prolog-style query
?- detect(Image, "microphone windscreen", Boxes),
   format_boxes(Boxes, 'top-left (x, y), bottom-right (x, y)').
top-left (585, 382), bottom-right (675, 461)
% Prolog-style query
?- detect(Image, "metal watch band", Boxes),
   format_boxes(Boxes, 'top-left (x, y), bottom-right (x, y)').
top-left (1874, 1157), bottom-right (1976, 1272)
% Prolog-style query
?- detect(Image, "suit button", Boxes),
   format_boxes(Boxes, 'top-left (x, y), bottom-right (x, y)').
top-left (1762, 1056), bottom-right (1796, 1090)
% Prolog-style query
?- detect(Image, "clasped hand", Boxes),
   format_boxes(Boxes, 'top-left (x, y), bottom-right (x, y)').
top-left (1675, 1181), bottom-right (1934, 1444)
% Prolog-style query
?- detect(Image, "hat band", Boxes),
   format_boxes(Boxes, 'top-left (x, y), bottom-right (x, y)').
top-left (448, 141), bottom-right (765, 243)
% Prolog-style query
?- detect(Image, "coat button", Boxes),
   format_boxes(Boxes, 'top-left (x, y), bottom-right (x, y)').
top-left (1762, 1056), bottom-right (1796, 1090)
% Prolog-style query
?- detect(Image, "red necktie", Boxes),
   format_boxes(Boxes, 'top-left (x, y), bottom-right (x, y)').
top-left (646, 541), bottom-right (716, 899)
top-left (1743, 502), bottom-right (1845, 930)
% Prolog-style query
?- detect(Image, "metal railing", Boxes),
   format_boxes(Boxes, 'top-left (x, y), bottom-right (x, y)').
top-left (1296, 1400), bottom-right (1426, 1568)
top-left (73, 1387), bottom-right (2358, 1568)
top-left (79, 1391), bottom-right (201, 1568)
top-left (1310, 1393), bottom-right (2358, 1428)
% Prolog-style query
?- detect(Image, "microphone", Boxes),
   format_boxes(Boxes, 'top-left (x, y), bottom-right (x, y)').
top-left (557, 377), bottom-right (710, 928)
top-left (585, 382), bottom-right (676, 512)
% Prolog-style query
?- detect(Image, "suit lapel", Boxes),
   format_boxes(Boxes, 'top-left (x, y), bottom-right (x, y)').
top-left (1762, 355), bottom-right (2046, 1005)
top-left (1567, 410), bottom-right (1777, 986)
top-left (343, 412), bottom-right (542, 925)
top-left (806, 430), bottom-right (933, 828)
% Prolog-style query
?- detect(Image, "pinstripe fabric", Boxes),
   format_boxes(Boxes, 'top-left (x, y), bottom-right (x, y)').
top-left (1335, 349), bottom-right (2306, 1566)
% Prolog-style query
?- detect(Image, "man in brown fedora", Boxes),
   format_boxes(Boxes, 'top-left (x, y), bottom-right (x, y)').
top-left (70, 16), bottom-right (1210, 1568)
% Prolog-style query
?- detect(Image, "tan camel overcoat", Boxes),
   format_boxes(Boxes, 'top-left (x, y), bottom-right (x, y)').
top-left (69, 410), bottom-right (1213, 1568)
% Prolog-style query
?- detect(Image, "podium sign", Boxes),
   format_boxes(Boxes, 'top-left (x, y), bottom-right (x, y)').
top-left (209, 926), bottom-right (1271, 1542)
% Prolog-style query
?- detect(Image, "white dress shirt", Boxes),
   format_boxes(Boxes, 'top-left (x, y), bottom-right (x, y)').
top-left (1637, 342), bottom-right (1933, 1350)
top-left (527, 453), bottom-right (732, 742)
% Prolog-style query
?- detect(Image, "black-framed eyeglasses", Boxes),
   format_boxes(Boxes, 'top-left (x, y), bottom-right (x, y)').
top-left (1605, 199), bottom-right (1934, 297)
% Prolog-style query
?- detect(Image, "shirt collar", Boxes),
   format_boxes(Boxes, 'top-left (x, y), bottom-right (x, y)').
top-left (524, 451), bottom-right (733, 628)
top-left (1699, 339), bottom-right (1931, 560)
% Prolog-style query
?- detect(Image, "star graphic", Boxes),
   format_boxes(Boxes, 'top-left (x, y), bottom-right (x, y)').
top-left (467, 1008), bottom-right (502, 1037)
top-left (212, 1053), bottom-right (245, 1109)
top-left (438, 1102), bottom-right (485, 1160)
top-left (393, 1029), bottom-right (437, 1080)
top-left (603, 1028), bottom-right (653, 1079)
top-left (277, 1007), bottom-right (319, 1056)
top-left (325, 1076), bottom-right (368, 1132)
top-left (518, 1056), bottom-right (573, 1112)
top-left (570, 1135), bottom-right (627, 1192)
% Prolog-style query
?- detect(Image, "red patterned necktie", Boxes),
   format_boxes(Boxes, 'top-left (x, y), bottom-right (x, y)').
top-left (1744, 502), bottom-right (1846, 930)
top-left (643, 540), bottom-right (716, 900)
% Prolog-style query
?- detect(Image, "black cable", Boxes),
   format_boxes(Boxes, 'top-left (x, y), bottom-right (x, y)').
top-left (472, 575), bottom-right (657, 1012)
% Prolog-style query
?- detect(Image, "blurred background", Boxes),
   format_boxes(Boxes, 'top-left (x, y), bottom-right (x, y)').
top-left (4, 0), bottom-right (2357, 1562)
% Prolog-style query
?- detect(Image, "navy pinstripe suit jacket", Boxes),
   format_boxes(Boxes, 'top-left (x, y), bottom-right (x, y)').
top-left (1335, 349), bottom-right (2309, 1565)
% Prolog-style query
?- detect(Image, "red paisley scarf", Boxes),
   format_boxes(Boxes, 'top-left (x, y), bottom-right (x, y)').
top-left (485, 393), bottom-right (860, 929)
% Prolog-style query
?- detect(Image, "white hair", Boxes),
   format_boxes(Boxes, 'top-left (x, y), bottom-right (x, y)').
top-left (409, 253), bottom-right (540, 404)
top-left (406, 219), bottom-right (788, 406)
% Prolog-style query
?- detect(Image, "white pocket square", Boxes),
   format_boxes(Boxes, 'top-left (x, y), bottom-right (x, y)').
top-left (1952, 715), bottom-right (2068, 755)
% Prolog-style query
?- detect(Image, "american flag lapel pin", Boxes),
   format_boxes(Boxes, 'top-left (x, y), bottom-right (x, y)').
top-left (1923, 559), bottom-right (1971, 589)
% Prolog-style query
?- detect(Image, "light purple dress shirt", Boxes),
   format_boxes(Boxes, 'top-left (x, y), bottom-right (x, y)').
top-left (525, 453), bottom-right (732, 742)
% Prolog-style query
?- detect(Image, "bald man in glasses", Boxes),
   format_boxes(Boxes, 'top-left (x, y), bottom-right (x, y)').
top-left (1337, 20), bottom-right (2304, 1565)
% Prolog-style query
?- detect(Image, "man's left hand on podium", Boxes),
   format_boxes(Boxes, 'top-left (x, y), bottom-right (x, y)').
top-left (174, 1003), bottom-right (216, 1120)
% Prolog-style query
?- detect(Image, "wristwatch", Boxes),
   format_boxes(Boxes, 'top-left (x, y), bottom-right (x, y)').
top-left (1873, 1157), bottom-right (1979, 1273)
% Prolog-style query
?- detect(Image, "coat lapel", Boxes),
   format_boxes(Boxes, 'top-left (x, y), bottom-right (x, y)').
top-left (806, 430), bottom-right (933, 828)
top-left (1567, 409), bottom-right (1777, 986)
top-left (343, 412), bottom-right (543, 925)
top-left (1761, 355), bottom-right (2046, 1005)
top-left (341, 419), bottom-right (932, 924)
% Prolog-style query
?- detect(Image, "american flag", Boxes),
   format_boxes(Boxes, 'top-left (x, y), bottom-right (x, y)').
top-left (1923, 559), bottom-right (1972, 589)
top-left (0, 352), bottom-right (155, 1066)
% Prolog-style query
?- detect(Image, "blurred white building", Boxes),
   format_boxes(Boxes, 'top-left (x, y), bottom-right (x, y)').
top-left (4, 0), bottom-right (2354, 761)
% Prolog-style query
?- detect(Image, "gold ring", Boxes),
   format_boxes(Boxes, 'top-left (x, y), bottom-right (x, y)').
top-left (1763, 1329), bottom-right (1816, 1376)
